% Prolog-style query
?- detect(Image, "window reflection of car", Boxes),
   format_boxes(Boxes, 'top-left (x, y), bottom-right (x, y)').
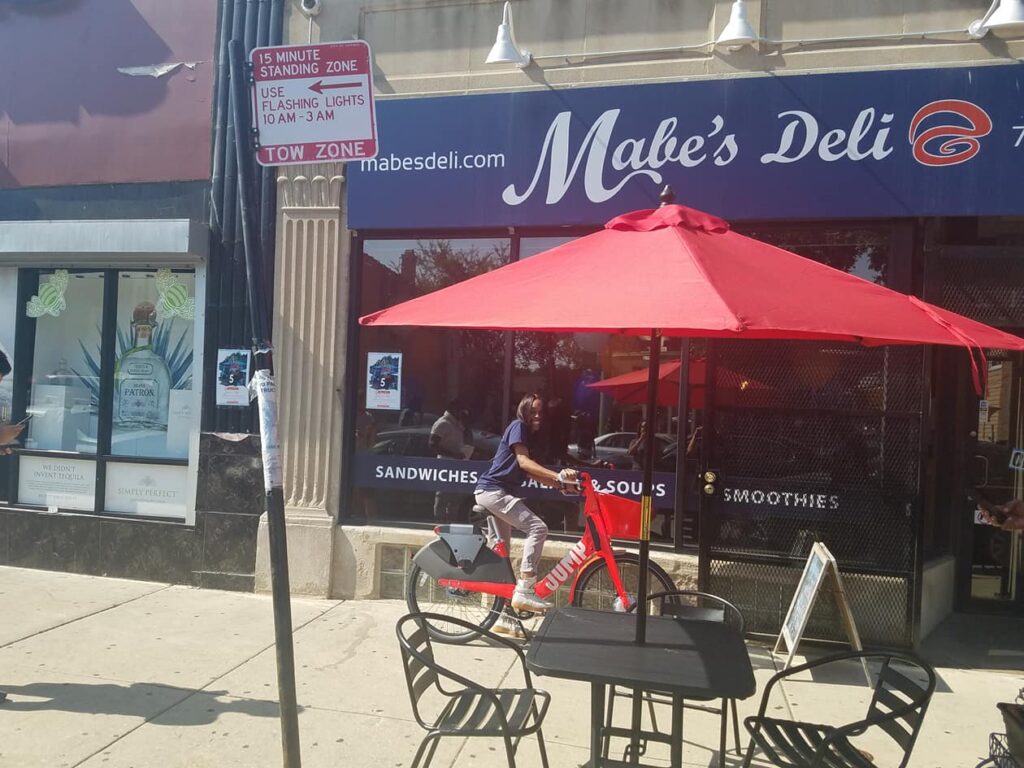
top-left (676, 432), bottom-right (825, 484)
top-left (370, 427), bottom-right (500, 461)
top-left (569, 431), bottom-right (673, 469)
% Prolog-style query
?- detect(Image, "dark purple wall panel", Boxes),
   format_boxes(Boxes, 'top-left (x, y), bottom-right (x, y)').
top-left (0, 0), bottom-right (217, 189)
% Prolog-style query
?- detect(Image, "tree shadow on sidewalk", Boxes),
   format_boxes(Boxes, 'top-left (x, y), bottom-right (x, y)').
top-left (0, 681), bottom-right (299, 725)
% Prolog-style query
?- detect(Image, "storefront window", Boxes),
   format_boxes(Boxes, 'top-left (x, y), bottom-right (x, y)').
top-left (700, 228), bottom-right (926, 573)
top-left (351, 234), bottom-right (688, 542)
top-left (348, 226), bottom-right (912, 554)
top-left (741, 227), bottom-right (889, 285)
top-left (354, 239), bottom-right (509, 523)
top-left (5, 267), bottom-right (201, 519)
top-left (111, 271), bottom-right (195, 460)
top-left (26, 271), bottom-right (104, 454)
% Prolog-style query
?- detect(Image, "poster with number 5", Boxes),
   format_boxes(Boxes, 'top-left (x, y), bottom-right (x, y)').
top-left (367, 352), bottom-right (402, 411)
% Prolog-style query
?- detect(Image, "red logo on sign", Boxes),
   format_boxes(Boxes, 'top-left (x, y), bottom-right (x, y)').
top-left (909, 99), bottom-right (992, 167)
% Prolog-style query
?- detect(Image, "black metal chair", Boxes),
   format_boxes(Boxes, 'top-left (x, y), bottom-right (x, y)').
top-left (396, 612), bottom-right (551, 768)
top-left (742, 651), bottom-right (937, 768)
top-left (605, 590), bottom-right (745, 764)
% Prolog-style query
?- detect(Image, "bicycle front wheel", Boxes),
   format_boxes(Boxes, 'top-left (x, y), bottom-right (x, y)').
top-left (570, 552), bottom-right (675, 612)
top-left (405, 562), bottom-right (505, 643)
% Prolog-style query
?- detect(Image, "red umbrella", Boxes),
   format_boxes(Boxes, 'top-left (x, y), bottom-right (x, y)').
top-left (361, 201), bottom-right (1024, 642)
top-left (361, 204), bottom-right (1022, 357)
top-left (586, 359), bottom-right (774, 409)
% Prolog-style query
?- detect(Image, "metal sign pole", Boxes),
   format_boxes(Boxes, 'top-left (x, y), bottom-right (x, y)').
top-left (229, 38), bottom-right (302, 768)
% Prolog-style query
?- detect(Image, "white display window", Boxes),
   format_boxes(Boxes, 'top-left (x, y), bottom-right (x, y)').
top-left (4, 266), bottom-right (204, 521)
top-left (104, 462), bottom-right (189, 519)
top-left (26, 271), bottom-right (103, 453)
top-left (17, 456), bottom-right (96, 511)
top-left (111, 271), bottom-right (196, 460)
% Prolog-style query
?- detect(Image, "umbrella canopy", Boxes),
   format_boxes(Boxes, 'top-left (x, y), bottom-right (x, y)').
top-left (361, 204), bottom-right (1024, 354)
top-left (586, 359), bottom-right (774, 409)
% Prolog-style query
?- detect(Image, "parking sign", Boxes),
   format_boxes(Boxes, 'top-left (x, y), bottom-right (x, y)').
top-left (250, 41), bottom-right (378, 166)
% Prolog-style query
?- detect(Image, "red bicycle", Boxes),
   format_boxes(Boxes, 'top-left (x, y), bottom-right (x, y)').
top-left (406, 473), bottom-right (676, 641)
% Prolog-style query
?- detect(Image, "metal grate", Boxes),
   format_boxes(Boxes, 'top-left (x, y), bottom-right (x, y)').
top-left (928, 248), bottom-right (1024, 328)
top-left (710, 341), bottom-right (922, 414)
top-left (701, 338), bottom-right (924, 647)
top-left (708, 559), bottom-right (911, 646)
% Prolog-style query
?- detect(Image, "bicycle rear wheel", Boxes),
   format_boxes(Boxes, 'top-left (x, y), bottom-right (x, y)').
top-left (405, 562), bottom-right (505, 643)
top-left (570, 552), bottom-right (675, 611)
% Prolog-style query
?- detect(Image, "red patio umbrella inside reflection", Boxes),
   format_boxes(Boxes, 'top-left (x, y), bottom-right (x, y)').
top-left (360, 197), bottom-right (1024, 643)
top-left (586, 358), bottom-right (775, 410)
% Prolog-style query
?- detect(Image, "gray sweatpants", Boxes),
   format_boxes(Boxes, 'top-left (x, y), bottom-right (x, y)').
top-left (474, 489), bottom-right (549, 574)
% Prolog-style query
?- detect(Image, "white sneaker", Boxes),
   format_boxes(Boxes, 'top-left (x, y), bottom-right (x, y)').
top-left (492, 614), bottom-right (526, 641)
top-left (511, 577), bottom-right (552, 613)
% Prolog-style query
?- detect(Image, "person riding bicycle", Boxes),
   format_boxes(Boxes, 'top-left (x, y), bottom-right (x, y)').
top-left (475, 393), bottom-right (578, 616)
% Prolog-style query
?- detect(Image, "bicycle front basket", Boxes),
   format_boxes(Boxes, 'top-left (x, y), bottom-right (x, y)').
top-left (588, 489), bottom-right (643, 541)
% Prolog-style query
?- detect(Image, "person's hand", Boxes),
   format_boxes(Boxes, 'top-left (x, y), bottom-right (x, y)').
top-left (995, 500), bottom-right (1024, 531)
top-left (557, 468), bottom-right (580, 494)
top-left (997, 499), bottom-right (1024, 516)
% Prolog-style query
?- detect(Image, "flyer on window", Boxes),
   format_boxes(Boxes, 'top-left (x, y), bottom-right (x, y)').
top-left (366, 352), bottom-right (402, 410)
top-left (216, 348), bottom-right (251, 407)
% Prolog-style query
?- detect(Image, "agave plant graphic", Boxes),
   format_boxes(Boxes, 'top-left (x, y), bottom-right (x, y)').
top-left (73, 318), bottom-right (194, 404)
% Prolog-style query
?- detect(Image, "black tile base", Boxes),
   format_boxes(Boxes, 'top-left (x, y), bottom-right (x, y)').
top-left (0, 432), bottom-right (267, 590)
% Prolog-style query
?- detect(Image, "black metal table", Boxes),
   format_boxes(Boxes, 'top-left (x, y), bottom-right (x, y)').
top-left (525, 606), bottom-right (756, 767)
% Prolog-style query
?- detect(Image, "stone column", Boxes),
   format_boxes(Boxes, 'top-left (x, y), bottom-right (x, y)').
top-left (255, 163), bottom-right (346, 597)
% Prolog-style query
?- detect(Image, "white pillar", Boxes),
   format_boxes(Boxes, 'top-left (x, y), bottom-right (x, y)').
top-left (255, 162), bottom-right (347, 597)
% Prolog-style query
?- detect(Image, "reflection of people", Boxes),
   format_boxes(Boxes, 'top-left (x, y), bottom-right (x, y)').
top-left (354, 398), bottom-right (377, 450)
top-left (572, 368), bottom-right (600, 418)
top-left (475, 394), bottom-right (578, 618)
top-left (534, 397), bottom-right (607, 534)
top-left (981, 499), bottom-right (1024, 531)
top-left (430, 400), bottom-right (472, 522)
top-left (543, 397), bottom-right (609, 469)
top-left (627, 421), bottom-right (648, 470)
top-left (352, 392), bottom-right (377, 520)
top-left (0, 346), bottom-right (19, 456)
top-left (571, 410), bottom-right (596, 459)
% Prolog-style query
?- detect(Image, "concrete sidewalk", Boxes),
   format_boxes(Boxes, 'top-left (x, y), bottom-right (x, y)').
top-left (1, 566), bottom-right (1020, 768)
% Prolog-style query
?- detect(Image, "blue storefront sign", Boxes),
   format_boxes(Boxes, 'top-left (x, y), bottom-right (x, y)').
top-left (353, 454), bottom-right (676, 507)
top-left (348, 63), bottom-right (1024, 229)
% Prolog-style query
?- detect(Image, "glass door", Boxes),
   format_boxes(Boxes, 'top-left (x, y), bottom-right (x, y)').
top-left (966, 354), bottom-right (1023, 608)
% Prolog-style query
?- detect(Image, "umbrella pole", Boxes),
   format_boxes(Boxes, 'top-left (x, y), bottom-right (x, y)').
top-left (636, 329), bottom-right (661, 644)
top-left (673, 339), bottom-right (691, 547)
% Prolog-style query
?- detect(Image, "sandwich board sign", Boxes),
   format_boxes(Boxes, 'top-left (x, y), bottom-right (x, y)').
top-left (774, 542), bottom-right (871, 683)
top-left (250, 41), bottom-right (378, 166)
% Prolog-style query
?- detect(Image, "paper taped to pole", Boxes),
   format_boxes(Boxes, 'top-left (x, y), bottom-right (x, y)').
top-left (251, 369), bottom-right (283, 490)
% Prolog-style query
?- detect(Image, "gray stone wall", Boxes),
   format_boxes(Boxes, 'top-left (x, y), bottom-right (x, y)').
top-left (288, 0), bottom-right (1024, 98)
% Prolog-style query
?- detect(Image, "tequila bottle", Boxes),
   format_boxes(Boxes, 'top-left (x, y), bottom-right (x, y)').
top-left (115, 302), bottom-right (170, 429)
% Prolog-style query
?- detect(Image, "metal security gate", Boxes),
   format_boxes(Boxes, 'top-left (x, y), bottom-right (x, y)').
top-left (698, 338), bottom-right (925, 647)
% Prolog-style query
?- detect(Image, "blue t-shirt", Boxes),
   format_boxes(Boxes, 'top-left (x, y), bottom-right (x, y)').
top-left (476, 419), bottom-right (530, 494)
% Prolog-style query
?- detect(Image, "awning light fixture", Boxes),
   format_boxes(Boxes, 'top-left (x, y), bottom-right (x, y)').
top-left (969, 0), bottom-right (1024, 38)
top-left (485, 1), bottom-right (533, 68)
top-left (716, 0), bottom-right (759, 48)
